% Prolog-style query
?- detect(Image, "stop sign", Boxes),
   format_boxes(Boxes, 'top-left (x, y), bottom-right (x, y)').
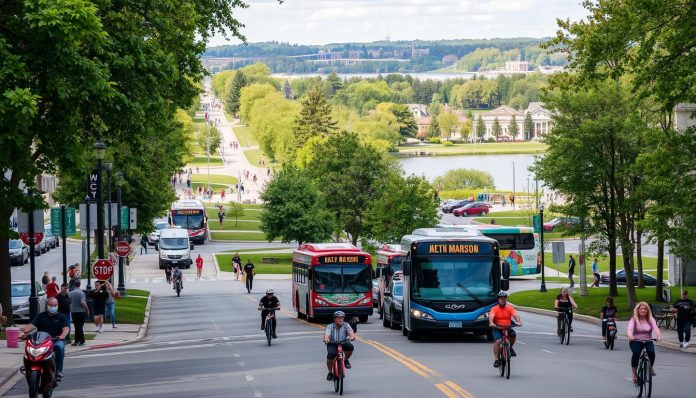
top-left (93, 259), bottom-right (114, 280)
top-left (20, 232), bottom-right (44, 246)
top-left (116, 241), bottom-right (130, 257)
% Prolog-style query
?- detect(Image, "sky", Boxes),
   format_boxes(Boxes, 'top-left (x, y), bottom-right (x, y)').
top-left (207, 0), bottom-right (589, 47)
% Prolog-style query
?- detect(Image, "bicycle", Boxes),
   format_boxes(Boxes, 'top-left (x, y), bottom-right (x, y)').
top-left (556, 307), bottom-right (572, 345)
top-left (603, 317), bottom-right (617, 350)
top-left (260, 308), bottom-right (277, 346)
top-left (494, 323), bottom-right (518, 379)
top-left (328, 339), bottom-right (350, 395)
top-left (173, 277), bottom-right (182, 297)
top-left (634, 339), bottom-right (656, 398)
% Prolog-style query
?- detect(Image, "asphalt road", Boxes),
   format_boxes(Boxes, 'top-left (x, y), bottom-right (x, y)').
top-left (6, 279), bottom-right (695, 398)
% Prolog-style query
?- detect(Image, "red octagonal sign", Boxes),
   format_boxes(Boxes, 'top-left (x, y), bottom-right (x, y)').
top-left (93, 259), bottom-right (114, 281)
top-left (116, 241), bottom-right (130, 257)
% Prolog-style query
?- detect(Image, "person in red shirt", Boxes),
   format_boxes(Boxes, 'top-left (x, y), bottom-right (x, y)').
top-left (195, 254), bottom-right (203, 279)
top-left (45, 276), bottom-right (60, 299)
top-left (489, 291), bottom-right (522, 368)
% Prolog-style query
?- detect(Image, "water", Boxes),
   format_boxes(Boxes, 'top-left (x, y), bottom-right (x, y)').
top-left (397, 153), bottom-right (538, 192)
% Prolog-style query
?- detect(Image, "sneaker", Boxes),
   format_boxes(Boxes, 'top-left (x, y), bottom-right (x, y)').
top-left (680, 342), bottom-right (685, 348)
top-left (77, 342), bottom-right (85, 346)
top-left (344, 360), bottom-right (352, 369)
top-left (272, 334), bottom-right (277, 339)
top-left (570, 327), bottom-right (574, 332)
top-left (510, 347), bottom-right (517, 357)
top-left (326, 372), bottom-right (334, 381)
top-left (112, 325), bottom-right (118, 329)
top-left (71, 342), bottom-right (78, 347)
top-left (685, 342), bottom-right (690, 348)
top-left (493, 360), bottom-right (500, 368)
top-left (56, 372), bottom-right (63, 379)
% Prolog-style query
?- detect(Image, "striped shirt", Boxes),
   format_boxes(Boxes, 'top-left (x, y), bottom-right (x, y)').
top-left (325, 322), bottom-right (353, 343)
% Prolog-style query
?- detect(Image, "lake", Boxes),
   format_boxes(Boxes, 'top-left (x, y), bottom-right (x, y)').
top-left (398, 153), bottom-right (539, 192)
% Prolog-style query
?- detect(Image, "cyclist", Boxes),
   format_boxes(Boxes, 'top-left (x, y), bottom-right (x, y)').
top-left (489, 291), bottom-right (522, 368)
top-left (627, 301), bottom-right (662, 383)
top-left (554, 288), bottom-right (577, 335)
top-left (258, 289), bottom-right (280, 338)
top-left (323, 310), bottom-right (356, 381)
top-left (600, 296), bottom-right (617, 343)
top-left (172, 267), bottom-right (183, 290)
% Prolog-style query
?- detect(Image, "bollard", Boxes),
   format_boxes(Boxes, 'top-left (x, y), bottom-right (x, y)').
top-left (6, 326), bottom-right (21, 348)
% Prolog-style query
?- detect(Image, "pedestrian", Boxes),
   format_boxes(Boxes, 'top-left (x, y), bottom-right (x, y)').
top-left (218, 207), bottom-right (225, 225)
top-left (591, 258), bottom-right (601, 287)
top-left (220, 189), bottom-right (226, 202)
top-left (240, 183), bottom-right (245, 194)
top-left (196, 166), bottom-right (200, 174)
top-left (68, 266), bottom-right (79, 292)
top-left (502, 196), bottom-right (506, 207)
top-left (105, 281), bottom-right (117, 329)
top-left (510, 194), bottom-right (515, 207)
top-left (627, 302), bottom-right (661, 383)
top-left (140, 233), bottom-right (148, 255)
top-left (41, 271), bottom-right (50, 289)
top-left (165, 264), bottom-right (172, 284)
top-left (56, 283), bottom-right (72, 344)
top-left (568, 255), bottom-right (576, 287)
top-left (69, 280), bottom-right (89, 346)
top-left (196, 254), bottom-right (204, 279)
top-left (232, 252), bottom-right (241, 281)
top-left (672, 290), bottom-right (695, 348)
top-left (186, 176), bottom-right (191, 188)
top-left (46, 276), bottom-right (60, 299)
top-left (90, 281), bottom-right (109, 333)
top-left (244, 260), bottom-right (255, 294)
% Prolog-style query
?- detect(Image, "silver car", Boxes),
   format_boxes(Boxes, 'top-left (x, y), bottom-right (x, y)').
top-left (11, 281), bottom-right (47, 323)
top-left (9, 239), bottom-right (29, 266)
top-left (148, 221), bottom-right (169, 245)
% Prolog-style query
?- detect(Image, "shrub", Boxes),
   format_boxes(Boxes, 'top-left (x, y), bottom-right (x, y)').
top-left (486, 137), bottom-right (496, 143)
top-left (443, 141), bottom-right (454, 146)
top-left (433, 168), bottom-right (495, 191)
top-left (427, 137), bottom-right (441, 144)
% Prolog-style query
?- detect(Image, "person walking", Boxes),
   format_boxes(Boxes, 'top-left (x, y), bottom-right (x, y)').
top-left (195, 254), bottom-right (204, 280)
top-left (105, 282), bottom-right (117, 329)
top-left (140, 234), bottom-right (148, 254)
top-left (591, 258), bottom-right (601, 287)
top-left (165, 264), bottom-right (172, 284)
top-left (218, 207), bottom-right (225, 226)
top-left (91, 281), bottom-right (109, 333)
top-left (69, 280), bottom-right (88, 346)
top-left (56, 284), bottom-right (72, 344)
top-left (567, 255), bottom-right (576, 287)
top-left (243, 260), bottom-right (255, 294)
top-left (232, 252), bottom-right (241, 281)
top-left (41, 271), bottom-right (50, 289)
top-left (46, 276), bottom-right (60, 299)
top-left (627, 302), bottom-right (662, 383)
top-left (673, 290), bottom-right (695, 348)
top-left (220, 189), bottom-right (226, 202)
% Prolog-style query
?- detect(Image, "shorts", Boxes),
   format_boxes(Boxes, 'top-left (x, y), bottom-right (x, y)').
top-left (492, 327), bottom-right (515, 341)
top-left (93, 304), bottom-right (105, 316)
top-left (326, 342), bottom-right (354, 360)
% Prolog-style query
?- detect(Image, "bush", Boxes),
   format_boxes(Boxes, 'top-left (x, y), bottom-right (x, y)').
top-left (486, 137), bottom-right (496, 143)
top-left (443, 141), bottom-right (454, 146)
top-left (427, 137), bottom-right (441, 144)
top-left (433, 168), bottom-right (495, 191)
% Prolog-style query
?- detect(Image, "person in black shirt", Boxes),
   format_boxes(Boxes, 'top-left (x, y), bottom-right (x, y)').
top-left (567, 255), bottom-right (576, 288)
top-left (673, 290), bottom-right (695, 348)
top-left (258, 289), bottom-right (281, 338)
top-left (244, 260), bottom-right (255, 294)
top-left (554, 288), bottom-right (577, 334)
top-left (56, 284), bottom-right (72, 344)
top-left (91, 281), bottom-right (109, 333)
top-left (21, 297), bottom-right (69, 377)
top-left (600, 297), bottom-right (618, 342)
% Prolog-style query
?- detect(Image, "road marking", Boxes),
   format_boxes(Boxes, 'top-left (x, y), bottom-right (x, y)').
top-left (245, 375), bottom-right (255, 382)
top-left (362, 338), bottom-right (436, 377)
top-left (444, 381), bottom-right (476, 398)
top-left (238, 361), bottom-right (245, 367)
top-left (436, 383), bottom-right (459, 398)
top-left (517, 341), bottom-right (526, 345)
top-left (360, 339), bottom-right (430, 378)
top-left (542, 349), bottom-right (554, 354)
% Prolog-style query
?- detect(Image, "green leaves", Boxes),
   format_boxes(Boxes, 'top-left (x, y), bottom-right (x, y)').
top-left (432, 168), bottom-right (495, 191)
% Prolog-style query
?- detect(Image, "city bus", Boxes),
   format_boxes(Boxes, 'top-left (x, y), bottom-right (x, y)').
top-left (292, 243), bottom-right (374, 322)
top-left (400, 227), bottom-right (509, 340)
top-left (440, 224), bottom-right (540, 276)
top-left (169, 200), bottom-right (208, 244)
top-left (375, 244), bottom-right (402, 316)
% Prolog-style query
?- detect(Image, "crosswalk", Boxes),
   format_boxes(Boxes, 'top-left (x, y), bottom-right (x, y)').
top-left (129, 276), bottom-right (218, 283)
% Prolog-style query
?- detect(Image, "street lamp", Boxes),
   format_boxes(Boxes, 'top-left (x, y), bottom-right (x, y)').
top-left (84, 194), bottom-right (92, 291)
top-left (105, 161), bottom-right (113, 252)
top-left (539, 202), bottom-right (547, 293)
top-left (116, 171), bottom-right (126, 295)
top-left (94, 141), bottom-right (106, 261)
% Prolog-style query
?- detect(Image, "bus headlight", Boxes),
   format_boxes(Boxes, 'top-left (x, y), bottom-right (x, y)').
top-left (314, 298), bottom-right (327, 306)
top-left (410, 309), bottom-right (434, 320)
top-left (358, 297), bottom-right (371, 305)
top-left (476, 312), bottom-right (489, 320)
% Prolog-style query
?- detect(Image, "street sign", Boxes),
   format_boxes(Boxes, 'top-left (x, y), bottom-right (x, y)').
top-left (532, 215), bottom-right (541, 233)
top-left (20, 232), bottom-right (44, 246)
top-left (120, 207), bottom-right (129, 228)
top-left (79, 203), bottom-right (98, 235)
top-left (108, 203), bottom-right (118, 226)
top-left (51, 207), bottom-right (76, 236)
top-left (92, 259), bottom-right (114, 280)
top-left (87, 170), bottom-right (101, 201)
top-left (116, 241), bottom-right (130, 257)
top-left (129, 208), bottom-right (137, 230)
top-left (17, 210), bottom-right (44, 234)
top-left (551, 241), bottom-right (566, 264)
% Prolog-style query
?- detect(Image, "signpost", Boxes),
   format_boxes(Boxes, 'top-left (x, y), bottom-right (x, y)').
top-left (120, 207), bottom-right (129, 228)
top-left (20, 232), bottom-right (43, 246)
top-left (552, 241), bottom-right (566, 288)
top-left (87, 170), bottom-right (101, 201)
top-left (52, 206), bottom-right (76, 284)
top-left (129, 208), bottom-right (137, 230)
top-left (116, 241), bottom-right (130, 257)
top-left (18, 208), bottom-right (44, 319)
top-left (92, 259), bottom-right (115, 281)
top-left (532, 215), bottom-right (541, 234)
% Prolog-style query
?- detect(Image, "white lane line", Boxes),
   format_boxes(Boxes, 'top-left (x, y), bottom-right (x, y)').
top-left (238, 361), bottom-right (245, 367)
top-left (245, 375), bottom-right (255, 382)
top-left (517, 341), bottom-right (526, 345)
top-left (234, 353), bottom-right (240, 357)
top-left (541, 349), bottom-right (554, 354)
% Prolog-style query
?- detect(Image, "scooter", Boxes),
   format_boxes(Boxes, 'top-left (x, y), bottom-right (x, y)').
top-left (20, 332), bottom-right (58, 398)
top-left (604, 318), bottom-right (617, 350)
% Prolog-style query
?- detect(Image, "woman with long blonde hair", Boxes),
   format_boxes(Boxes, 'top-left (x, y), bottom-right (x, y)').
top-left (627, 302), bottom-right (662, 383)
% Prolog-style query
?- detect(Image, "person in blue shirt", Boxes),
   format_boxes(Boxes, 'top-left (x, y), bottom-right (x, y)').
top-left (591, 258), bottom-right (600, 287)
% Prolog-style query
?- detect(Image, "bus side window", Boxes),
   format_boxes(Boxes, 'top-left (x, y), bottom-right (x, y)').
top-left (516, 233), bottom-right (535, 250)
top-left (495, 234), bottom-right (515, 250)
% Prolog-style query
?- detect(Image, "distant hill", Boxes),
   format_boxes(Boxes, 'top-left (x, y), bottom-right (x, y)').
top-left (203, 38), bottom-right (565, 74)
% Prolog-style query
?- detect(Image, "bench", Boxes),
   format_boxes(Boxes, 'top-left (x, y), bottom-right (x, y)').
top-left (262, 257), bottom-right (279, 264)
top-left (650, 303), bottom-right (675, 329)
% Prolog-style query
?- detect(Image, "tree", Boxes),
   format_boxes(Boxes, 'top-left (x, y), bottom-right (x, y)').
top-left (225, 70), bottom-right (248, 116)
top-left (239, 83), bottom-right (277, 122)
top-left (492, 117), bottom-right (502, 139)
top-left (282, 79), bottom-right (293, 99)
top-left (326, 72), bottom-right (343, 97)
top-left (198, 124), bottom-right (222, 156)
top-left (365, 174), bottom-right (439, 243)
top-left (476, 115), bottom-right (486, 141)
top-left (509, 115), bottom-right (520, 140)
top-left (387, 103), bottom-right (418, 139)
top-left (293, 86), bottom-right (338, 151)
top-left (260, 165), bottom-right (335, 244)
top-left (437, 113), bottom-right (459, 140)
top-left (249, 93), bottom-right (300, 163)
top-left (432, 169), bottom-right (495, 191)
top-left (524, 112), bottom-right (534, 140)
top-left (227, 202), bottom-right (245, 228)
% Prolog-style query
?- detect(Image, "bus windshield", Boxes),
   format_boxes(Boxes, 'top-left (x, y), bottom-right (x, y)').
top-left (314, 264), bottom-right (371, 294)
top-left (172, 213), bottom-right (205, 229)
top-left (411, 257), bottom-right (495, 301)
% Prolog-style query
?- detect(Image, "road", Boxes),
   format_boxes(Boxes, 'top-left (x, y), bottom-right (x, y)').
top-left (6, 279), bottom-right (695, 398)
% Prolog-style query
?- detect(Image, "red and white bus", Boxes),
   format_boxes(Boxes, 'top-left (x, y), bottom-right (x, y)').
top-left (292, 243), bottom-right (373, 322)
top-left (169, 200), bottom-right (208, 244)
top-left (375, 244), bottom-right (402, 316)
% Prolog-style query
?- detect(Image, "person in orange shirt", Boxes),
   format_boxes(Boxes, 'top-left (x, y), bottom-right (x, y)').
top-left (195, 254), bottom-right (204, 279)
top-left (489, 291), bottom-right (522, 368)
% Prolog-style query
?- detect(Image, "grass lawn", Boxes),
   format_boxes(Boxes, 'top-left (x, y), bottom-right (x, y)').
top-left (191, 174), bottom-right (238, 185)
top-left (222, 247), bottom-right (292, 253)
top-left (192, 182), bottom-right (228, 192)
top-left (232, 125), bottom-right (257, 147)
top-left (209, 219), bottom-right (262, 231)
top-left (186, 155), bottom-right (223, 168)
top-left (509, 286), bottom-right (691, 320)
top-left (206, 206), bottom-right (262, 221)
top-left (397, 142), bottom-right (547, 156)
top-left (542, 253), bottom-right (665, 274)
top-left (115, 289), bottom-right (150, 324)
top-left (216, 253), bottom-right (293, 273)
top-left (211, 231), bottom-right (268, 241)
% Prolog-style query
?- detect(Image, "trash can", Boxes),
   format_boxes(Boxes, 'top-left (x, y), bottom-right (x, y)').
top-left (6, 326), bottom-right (21, 348)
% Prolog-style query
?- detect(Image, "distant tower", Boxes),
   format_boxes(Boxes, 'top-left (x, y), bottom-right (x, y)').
top-left (282, 79), bottom-right (293, 100)
top-left (386, 34), bottom-right (390, 42)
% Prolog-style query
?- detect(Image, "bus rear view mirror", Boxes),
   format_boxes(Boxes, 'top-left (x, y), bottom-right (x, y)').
top-left (402, 260), bottom-right (411, 276)
top-left (500, 279), bottom-right (510, 291)
top-left (502, 261), bottom-right (511, 280)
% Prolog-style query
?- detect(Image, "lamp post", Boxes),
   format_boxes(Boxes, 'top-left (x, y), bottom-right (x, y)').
top-left (84, 194), bottom-right (92, 292)
top-left (105, 161), bottom-right (113, 252)
top-left (512, 162), bottom-right (515, 209)
top-left (116, 171), bottom-right (126, 295)
top-left (94, 141), bottom-right (106, 261)
top-left (539, 202), bottom-right (547, 293)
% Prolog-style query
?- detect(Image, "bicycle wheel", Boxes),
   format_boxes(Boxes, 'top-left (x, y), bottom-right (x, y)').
top-left (339, 364), bottom-right (344, 396)
top-left (498, 343), bottom-right (506, 377)
top-left (505, 344), bottom-right (511, 379)
top-left (333, 362), bottom-right (339, 393)
top-left (642, 357), bottom-right (652, 398)
top-left (635, 359), bottom-right (645, 398)
top-left (559, 319), bottom-right (566, 344)
top-left (565, 318), bottom-right (571, 345)
top-left (609, 334), bottom-right (615, 350)
top-left (265, 319), bottom-right (272, 346)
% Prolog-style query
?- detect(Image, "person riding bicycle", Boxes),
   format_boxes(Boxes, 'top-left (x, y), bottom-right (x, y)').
top-left (172, 267), bottom-right (183, 289)
top-left (258, 289), bottom-right (280, 339)
top-left (555, 288), bottom-right (577, 335)
top-left (489, 291), bottom-right (521, 368)
top-left (627, 302), bottom-right (662, 383)
top-left (600, 296), bottom-right (617, 343)
top-left (324, 311), bottom-right (356, 381)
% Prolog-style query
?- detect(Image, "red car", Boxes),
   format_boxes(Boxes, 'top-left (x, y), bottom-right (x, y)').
top-left (453, 202), bottom-right (492, 217)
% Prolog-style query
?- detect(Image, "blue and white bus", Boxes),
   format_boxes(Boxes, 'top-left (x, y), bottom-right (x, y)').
top-left (400, 227), bottom-right (509, 340)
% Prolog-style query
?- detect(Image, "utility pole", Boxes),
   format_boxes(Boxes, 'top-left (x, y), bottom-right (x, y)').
top-left (512, 162), bottom-right (515, 209)
top-left (579, 218), bottom-right (588, 296)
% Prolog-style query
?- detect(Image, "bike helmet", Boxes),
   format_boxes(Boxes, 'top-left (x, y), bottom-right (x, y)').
top-left (497, 291), bottom-right (508, 298)
top-left (333, 311), bottom-right (345, 319)
top-left (266, 288), bottom-right (274, 294)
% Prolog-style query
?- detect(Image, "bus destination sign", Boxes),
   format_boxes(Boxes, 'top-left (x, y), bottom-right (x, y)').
top-left (173, 209), bottom-right (201, 215)
top-left (319, 255), bottom-right (367, 264)
top-left (416, 242), bottom-right (493, 256)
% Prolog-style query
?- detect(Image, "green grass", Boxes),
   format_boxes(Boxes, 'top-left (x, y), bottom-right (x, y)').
top-left (206, 207), bottom-right (262, 221)
top-left (541, 253), bottom-right (665, 274)
top-left (216, 253), bottom-right (293, 274)
top-left (474, 216), bottom-right (529, 226)
top-left (232, 125), bottom-right (257, 147)
top-left (186, 155), bottom-right (224, 168)
top-left (211, 231), bottom-right (268, 241)
top-left (222, 247), bottom-right (292, 253)
top-left (115, 289), bottom-right (150, 324)
top-left (397, 142), bottom-right (547, 156)
top-left (192, 183), bottom-right (228, 192)
top-left (209, 219), bottom-right (262, 231)
top-left (509, 286), bottom-right (692, 320)
top-left (191, 174), bottom-right (238, 185)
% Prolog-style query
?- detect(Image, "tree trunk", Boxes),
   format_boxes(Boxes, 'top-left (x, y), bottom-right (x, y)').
top-left (608, 236), bottom-right (618, 297)
top-left (0, 204), bottom-right (13, 326)
top-left (636, 228), bottom-right (645, 288)
top-left (621, 234), bottom-right (637, 311)
top-left (655, 238), bottom-right (665, 301)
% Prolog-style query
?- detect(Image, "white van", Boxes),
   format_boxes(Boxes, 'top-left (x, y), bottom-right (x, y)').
top-left (157, 227), bottom-right (193, 269)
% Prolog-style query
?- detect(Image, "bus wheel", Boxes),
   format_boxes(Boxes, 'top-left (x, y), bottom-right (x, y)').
top-left (402, 324), bottom-right (408, 336)
top-left (305, 299), bottom-right (313, 322)
top-left (359, 315), bottom-right (368, 323)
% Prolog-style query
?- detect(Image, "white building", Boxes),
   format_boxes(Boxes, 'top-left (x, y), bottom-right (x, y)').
top-left (476, 102), bottom-right (552, 141)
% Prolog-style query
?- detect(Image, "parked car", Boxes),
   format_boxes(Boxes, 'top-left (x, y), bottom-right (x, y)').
top-left (9, 239), bottom-right (29, 266)
top-left (453, 202), bottom-right (492, 217)
top-left (34, 235), bottom-right (48, 255)
top-left (148, 221), bottom-right (169, 245)
top-left (11, 280), bottom-right (47, 323)
top-left (43, 225), bottom-right (59, 248)
top-left (496, 136), bottom-right (512, 142)
top-left (441, 199), bottom-right (473, 213)
top-left (600, 270), bottom-right (667, 287)
top-left (372, 278), bottom-right (380, 308)
top-left (543, 217), bottom-right (580, 231)
top-left (382, 277), bottom-right (404, 329)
